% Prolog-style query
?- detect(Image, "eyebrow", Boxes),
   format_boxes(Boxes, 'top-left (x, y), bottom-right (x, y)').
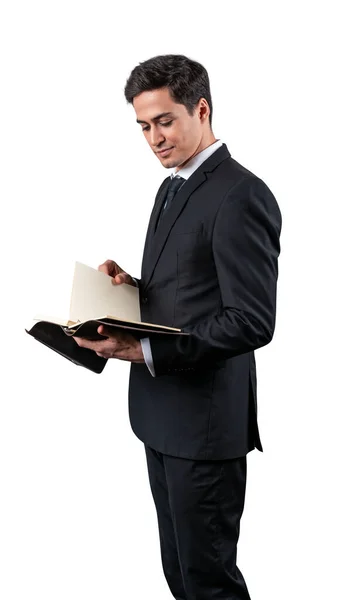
top-left (136, 112), bottom-right (174, 124)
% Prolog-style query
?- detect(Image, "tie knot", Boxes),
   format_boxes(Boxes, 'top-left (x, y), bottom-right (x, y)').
top-left (169, 176), bottom-right (185, 194)
top-left (155, 175), bottom-right (185, 231)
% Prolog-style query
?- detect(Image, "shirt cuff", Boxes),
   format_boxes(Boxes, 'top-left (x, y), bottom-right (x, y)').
top-left (140, 337), bottom-right (156, 377)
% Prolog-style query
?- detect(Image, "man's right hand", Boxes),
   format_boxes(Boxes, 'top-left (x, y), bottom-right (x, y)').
top-left (98, 259), bottom-right (137, 287)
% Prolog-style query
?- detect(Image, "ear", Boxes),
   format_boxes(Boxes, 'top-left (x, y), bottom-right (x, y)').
top-left (197, 98), bottom-right (210, 123)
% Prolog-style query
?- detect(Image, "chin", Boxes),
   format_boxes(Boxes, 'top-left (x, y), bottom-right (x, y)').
top-left (161, 156), bottom-right (182, 169)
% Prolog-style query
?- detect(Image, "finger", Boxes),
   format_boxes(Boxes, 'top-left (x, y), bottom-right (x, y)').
top-left (98, 260), bottom-right (116, 276)
top-left (112, 272), bottom-right (131, 286)
top-left (74, 336), bottom-right (96, 348)
top-left (98, 260), bottom-right (111, 275)
top-left (73, 337), bottom-right (99, 351)
top-left (97, 325), bottom-right (126, 341)
top-left (97, 325), bottom-right (111, 337)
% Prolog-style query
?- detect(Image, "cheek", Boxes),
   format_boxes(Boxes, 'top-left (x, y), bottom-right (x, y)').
top-left (165, 129), bottom-right (177, 144)
top-left (178, 124), bottom-right (197, 147)
top-left (171, 131), bottom-right (189, 149)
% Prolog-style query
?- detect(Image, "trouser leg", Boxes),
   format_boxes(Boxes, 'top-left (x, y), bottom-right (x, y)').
top-left (163, 453), bottom-right (251, 600)
top-left (144, 444), bottom-right (187, 600)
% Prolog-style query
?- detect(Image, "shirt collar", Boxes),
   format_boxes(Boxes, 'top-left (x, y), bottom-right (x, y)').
top-left (170, 139), bottom-right (223, 180)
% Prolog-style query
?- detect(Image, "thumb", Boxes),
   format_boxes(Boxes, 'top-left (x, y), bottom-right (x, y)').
top-left (113, 272), bottom-right (129, 285)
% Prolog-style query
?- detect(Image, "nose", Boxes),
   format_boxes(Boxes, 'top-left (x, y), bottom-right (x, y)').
top-left (150, 125), bottom-right (165, 148)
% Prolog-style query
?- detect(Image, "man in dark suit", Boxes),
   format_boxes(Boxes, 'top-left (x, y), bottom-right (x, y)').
top-left (75, 55), bottom-right (281, 599)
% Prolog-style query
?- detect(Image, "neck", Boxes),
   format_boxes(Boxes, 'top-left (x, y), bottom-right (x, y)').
top-left (175, 132), bottom-right (218, 173)
top-left (196, 130), bottom-right (217, 155)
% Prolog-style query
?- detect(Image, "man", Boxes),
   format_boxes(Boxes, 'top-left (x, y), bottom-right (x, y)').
top-left (75, 54), bottom-right (281, 599)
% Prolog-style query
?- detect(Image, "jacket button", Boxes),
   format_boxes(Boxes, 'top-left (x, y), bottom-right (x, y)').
top-left (142, 296), bottom-right (148, 304)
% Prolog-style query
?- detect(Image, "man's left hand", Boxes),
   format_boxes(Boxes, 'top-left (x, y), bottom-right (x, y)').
top-left (74, 326), bottom-right (145, 362)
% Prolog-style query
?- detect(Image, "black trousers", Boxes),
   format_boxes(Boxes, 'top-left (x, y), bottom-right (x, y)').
top-left (144, 445), bottom-right (251, 600)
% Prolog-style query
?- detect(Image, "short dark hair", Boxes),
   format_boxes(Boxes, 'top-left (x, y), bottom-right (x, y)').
top-left (124, 54), bottom-right (213, 126)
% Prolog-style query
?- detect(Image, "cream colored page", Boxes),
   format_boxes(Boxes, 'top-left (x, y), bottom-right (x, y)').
top-left (69, 262), bottom-right (141, 324)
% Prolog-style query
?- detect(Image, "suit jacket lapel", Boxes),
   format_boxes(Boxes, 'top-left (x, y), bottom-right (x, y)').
top-left (142, 169), bottom-right (207, 289)
top-left (142, 144), bottom-right (231, 290)
top-left (141, 177), bottom-right (170, 281)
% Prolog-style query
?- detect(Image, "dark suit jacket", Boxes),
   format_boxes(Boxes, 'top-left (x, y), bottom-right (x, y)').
top-left (128, 144), bottom-right (281, 460)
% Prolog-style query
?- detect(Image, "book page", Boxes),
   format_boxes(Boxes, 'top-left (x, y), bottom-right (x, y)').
top-left (69, 262), bottom-right (141, 324)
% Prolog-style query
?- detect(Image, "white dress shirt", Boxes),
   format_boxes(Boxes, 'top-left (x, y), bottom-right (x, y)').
top-left (141, 139), bottom-right (223, 376)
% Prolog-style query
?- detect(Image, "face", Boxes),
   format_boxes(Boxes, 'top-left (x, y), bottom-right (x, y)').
top-left (133, 87), bottom-right (212, 171)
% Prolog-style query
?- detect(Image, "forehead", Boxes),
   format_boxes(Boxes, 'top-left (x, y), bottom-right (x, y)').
top-left (133, 87), bottom-right (185, 121)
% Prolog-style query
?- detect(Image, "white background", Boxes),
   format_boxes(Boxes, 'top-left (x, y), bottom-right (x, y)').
top-left (0, 1), bottom-right (341, 598)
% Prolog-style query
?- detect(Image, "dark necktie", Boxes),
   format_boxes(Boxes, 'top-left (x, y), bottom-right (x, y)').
top-left (155, 176), bottom-right (185, 231)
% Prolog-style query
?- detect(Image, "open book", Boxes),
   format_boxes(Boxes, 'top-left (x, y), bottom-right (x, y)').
top-left (26, 262), bottom-right (188, 373)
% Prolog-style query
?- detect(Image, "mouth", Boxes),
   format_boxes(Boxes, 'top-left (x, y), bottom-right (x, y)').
top-left (157, 147), bottom-right (174, 158)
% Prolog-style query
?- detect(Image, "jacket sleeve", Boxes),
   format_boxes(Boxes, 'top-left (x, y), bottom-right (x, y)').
top-left (148, 176), bottom-right (282, 376)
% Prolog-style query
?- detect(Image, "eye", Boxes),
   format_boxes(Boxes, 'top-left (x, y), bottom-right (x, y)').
top-left (142, 126), bottom-right (150, 132)
top-left (160, 120), bottom-right (173, 127)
